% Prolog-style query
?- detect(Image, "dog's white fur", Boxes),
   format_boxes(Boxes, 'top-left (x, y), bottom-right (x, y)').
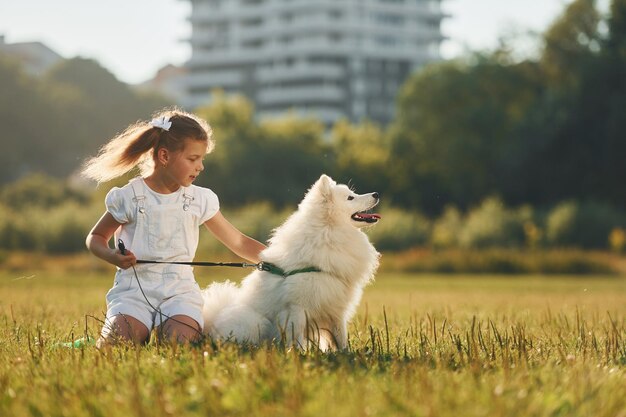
top-left (201, 174), bottom-right (380, 350)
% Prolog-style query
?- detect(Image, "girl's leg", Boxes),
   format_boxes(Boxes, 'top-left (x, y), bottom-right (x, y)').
top-left (159, 315), bottom-right (202, 344)
top-left (97, 314), bottom-right (150, 348)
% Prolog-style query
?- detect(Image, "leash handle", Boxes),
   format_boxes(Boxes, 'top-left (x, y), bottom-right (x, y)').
top-left (117, 239), bottom-right (126, 255)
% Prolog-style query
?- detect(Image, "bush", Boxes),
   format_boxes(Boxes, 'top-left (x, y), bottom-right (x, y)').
top-left (41, 203), bottom-right (102, 253)
top-left (367, 206), bottom-right (430, 251)
top-left (0, 202), bottom-right (99, 253)
top-left (384, 248), bottom-right (618, 275)
top-left (226, 202), bottom-right (292, 243)
top-left (0, 205), bottom-right (42, 251)
top-left (197, 203), bottom-right (291, 257)
top-left (1, 175), bottom-right (625, 257)
top-left (0, 173), bottom-right (89, 209)
top-left (457, 197), bottom-right (532, 249)
top-left (430, 206), bottom-right (463, 248)
top-left (546, 201), bottom-right (626, 248)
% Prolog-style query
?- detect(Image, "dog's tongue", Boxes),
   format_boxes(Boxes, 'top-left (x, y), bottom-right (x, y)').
top-left (360, 213), bottom-right (381, 220)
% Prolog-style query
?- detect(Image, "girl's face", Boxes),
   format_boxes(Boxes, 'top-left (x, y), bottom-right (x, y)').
top-left (162, 139), bottom-right (207, 187)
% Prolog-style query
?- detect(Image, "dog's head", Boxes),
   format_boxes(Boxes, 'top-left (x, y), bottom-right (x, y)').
top-left (301, 174), bottom-right (381, 228)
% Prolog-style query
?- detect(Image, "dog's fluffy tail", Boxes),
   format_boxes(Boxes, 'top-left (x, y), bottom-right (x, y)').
top-left (201, 280), bottom-right (274, 343)
top-left (201, 280), bottom-right (239, 333)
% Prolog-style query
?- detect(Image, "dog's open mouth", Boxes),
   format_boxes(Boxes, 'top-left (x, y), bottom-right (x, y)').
top-left (351, 209), bottom-right (381, 223)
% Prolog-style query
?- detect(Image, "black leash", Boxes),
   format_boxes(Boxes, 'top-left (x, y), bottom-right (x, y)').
top-left (133, 254), bottom-right (320, 277)
top-left (117, 239), bottom-right (262, 270)
top-left (120, 240), bottom-right (313, 276)
top-left (136, 259), bottom-right (263, 270)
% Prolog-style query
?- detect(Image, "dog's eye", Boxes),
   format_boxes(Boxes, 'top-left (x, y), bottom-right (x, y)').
top-left (347, 196), bottom-right (355, 201)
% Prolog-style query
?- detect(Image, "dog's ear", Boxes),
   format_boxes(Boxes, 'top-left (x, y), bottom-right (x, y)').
top-left (302, 174), bottom-right (335, 205)
top-left (304, 174), bottom-right (334, 203)
top-left (316, 174), bottom-right (334, 199)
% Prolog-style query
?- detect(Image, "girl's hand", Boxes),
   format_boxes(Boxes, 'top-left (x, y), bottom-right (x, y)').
top-left (204, 211), bottom-right (267, 263)
top-left (113, 249), bottom-right (137, 269)
top-left (86, 212), bottom-right (137, 269)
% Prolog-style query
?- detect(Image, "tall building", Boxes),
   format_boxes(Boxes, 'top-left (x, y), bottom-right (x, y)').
top-left (183, 0), bottom-right (446, 125)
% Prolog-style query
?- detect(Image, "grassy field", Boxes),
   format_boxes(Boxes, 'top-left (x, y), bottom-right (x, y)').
top-left (1, 266), bottom-right (625, 417)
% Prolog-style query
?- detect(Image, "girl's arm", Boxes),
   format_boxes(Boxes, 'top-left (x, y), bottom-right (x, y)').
top-left (86, 211), bottom-right (137, 269)
top-left (204, 211), bottom-right (267, 263)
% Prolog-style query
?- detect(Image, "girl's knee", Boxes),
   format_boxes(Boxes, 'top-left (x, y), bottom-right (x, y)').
top-left (161, 315), bottom-right (202, 344)
top-left (101, 314), bottom-right (150, 345)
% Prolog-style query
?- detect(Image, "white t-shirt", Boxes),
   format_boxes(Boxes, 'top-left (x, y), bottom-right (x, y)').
top-left (105, 178), bottom-right (219, 267)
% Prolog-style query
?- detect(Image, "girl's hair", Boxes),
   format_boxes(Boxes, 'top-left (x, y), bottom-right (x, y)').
top-left (82, 108), bottom-right (214, 183)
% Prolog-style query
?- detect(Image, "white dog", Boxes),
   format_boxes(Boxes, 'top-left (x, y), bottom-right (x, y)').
top-left (201, 174), bottom-right (380, 350)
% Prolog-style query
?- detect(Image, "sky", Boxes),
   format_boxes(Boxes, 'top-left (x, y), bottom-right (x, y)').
top-left (0, 0), bottom-right (583, 85)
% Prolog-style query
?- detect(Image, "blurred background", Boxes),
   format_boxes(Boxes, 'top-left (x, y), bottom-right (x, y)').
top-left (0, 0), bottom-right (624, 274)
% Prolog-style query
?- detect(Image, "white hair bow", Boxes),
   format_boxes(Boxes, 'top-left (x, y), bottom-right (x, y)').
top-left (150, 116), bottom-right (172, 131)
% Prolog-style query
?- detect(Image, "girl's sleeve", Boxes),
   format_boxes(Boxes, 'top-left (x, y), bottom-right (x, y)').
top-left (105, 187), bottom-right (130, 224)
top-left (198, 188), bottom-right (220, 223)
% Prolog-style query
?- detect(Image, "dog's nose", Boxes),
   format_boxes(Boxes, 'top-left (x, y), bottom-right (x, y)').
top-left (372, 192), bottom-right (379, 199)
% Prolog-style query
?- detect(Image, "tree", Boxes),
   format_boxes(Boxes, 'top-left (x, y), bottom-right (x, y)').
top-left (44, 57), bottom-right (171, 166)
top-left (0, 55), bottom-right (62, 182)
top-left (0, 55), bottom-right (171, 183)
top-left (388, 57), bottom-right (542, 213)
top-left (519, 0), bottom-right (625, 206)
top-left (387, 0), bottom-right (626, 211)
top-left (329, 119), bottom-right (389, 194)
top-left (195, 93), bottom-right (330, 207)
top-left (540, 0), bottom-right (601, 88)
top-left (257, 116), bottom-right (330, 205)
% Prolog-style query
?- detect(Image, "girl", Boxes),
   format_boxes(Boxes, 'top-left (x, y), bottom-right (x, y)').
top-left (82, 109), bottom-right (266, 347)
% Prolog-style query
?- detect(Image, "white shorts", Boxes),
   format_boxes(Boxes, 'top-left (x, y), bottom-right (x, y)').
top-left (103, 270), bottom-right (204, 333)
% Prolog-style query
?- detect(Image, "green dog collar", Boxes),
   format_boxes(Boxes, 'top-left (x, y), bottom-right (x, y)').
top-left (260, 262), bottom-right (321, 278)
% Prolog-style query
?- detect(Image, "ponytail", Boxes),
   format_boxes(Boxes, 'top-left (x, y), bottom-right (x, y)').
top-left (81, 109), bottom-right (213, 183)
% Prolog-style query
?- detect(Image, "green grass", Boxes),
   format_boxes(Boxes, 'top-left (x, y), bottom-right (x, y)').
top-left (1, 267), bottom-right (625, 417)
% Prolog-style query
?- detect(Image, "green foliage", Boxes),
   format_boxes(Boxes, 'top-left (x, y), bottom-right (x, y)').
top-left (0, 55), bottom-right (59, 183)
top-left (431, 206), bottom-right (463, 249)
top-left (546, 200), bottom-right (626, 248)
top-left (197, 203), bottom-right (292, 257)
top-left (388, 0), bottom-right (626, 212)
top-left (608, 0), bottom-right (626, 54)
top-left (366, 206), bottom-right (430, 251)
top-left (0, 204), bottom-right (38, 251)
top-left (329, 119), bottom-right (389, 194)
top-left (0, 184), bottom-right (622, 254)
top-left (195, 93), bottom-right (331, 207)
top-left (386, 248), bottom-right (618, 275)
top-left (40, 203), bottom-right (103, 253)
top-left (0, 202), bottom-right (99, 253)
top-left (458, 197), bottom-right (532, 249)
top-left (0, 173), bottom-right (89, 209)
top-left (255, 116), bottom-right (330, 205)
top-left (431, 199), bottom-right (536, 250)
top-left (541, 0), bottom-right (602, 88)
top-left (388, 58), bottom-right (543, 212)
top-left (0, 55), bottom-right (171, 184)
top-left (226, 202), bottom-right (291, 243)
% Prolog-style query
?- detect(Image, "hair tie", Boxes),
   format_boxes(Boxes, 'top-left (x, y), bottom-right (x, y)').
top-left (150, 116), bottom-right (172, 131)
